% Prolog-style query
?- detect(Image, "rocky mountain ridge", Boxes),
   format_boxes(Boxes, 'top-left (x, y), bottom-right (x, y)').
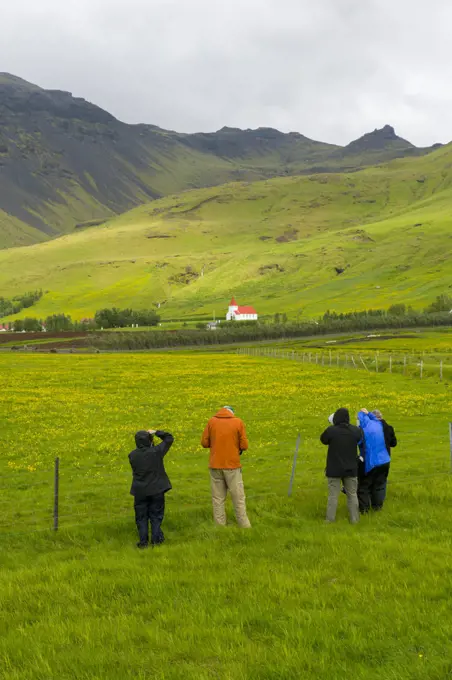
top-left (0, 73), bottom-right (443, 247)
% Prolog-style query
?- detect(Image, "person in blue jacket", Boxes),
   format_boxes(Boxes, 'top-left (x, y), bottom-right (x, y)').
top-left (357, 408), bottom-right (397, 513)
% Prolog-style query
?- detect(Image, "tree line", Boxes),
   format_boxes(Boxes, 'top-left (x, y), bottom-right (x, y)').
top-left (86, 309), bottom-right (452, 350)
top-left (3, 308), bottom-right (161, 332)
top-left (321, 294), bottom-right (452, 321)
top-left (0, 290), bottom-right (43, 318)
top-left (2, 295), bottom-right (451, 339)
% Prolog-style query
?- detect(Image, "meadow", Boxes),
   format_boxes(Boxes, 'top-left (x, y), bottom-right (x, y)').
top-left (234, 326), bottom-right (452, 383)
top-left (1, 352), bottom-right (452, 679)
top-left (260, 327), bottom-right (452, 355)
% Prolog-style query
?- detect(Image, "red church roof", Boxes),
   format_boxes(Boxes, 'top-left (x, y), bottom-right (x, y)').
top-left (234, 306), bottom-right (257, 315)
top-left (229, 297), bottom-right (237, 307)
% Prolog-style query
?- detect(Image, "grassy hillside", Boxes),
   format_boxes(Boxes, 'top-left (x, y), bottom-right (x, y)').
top-left (0, 209), bottom-right (47, 247)
top-left (0, 74), bottom-right (442, 247)
top-left (1, 144), bottom-right (452, 321)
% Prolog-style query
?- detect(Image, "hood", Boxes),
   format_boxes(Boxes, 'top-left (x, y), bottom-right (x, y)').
top-left (214, 408), bottom-right (235, 419)
top-left (333, 408), bottom-right (350, 426)
top-left (135, 430), bottom-right (153, 448)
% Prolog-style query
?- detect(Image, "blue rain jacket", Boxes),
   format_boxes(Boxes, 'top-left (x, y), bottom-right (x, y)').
top-left (358, 412), bottom-right (390, 474)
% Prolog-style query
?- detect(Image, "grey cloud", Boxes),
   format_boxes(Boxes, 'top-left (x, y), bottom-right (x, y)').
top-left (1, 0), bottom-right (451, 146)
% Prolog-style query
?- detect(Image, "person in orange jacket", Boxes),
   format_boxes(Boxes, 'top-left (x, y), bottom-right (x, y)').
top-left (201, 406), bottom-right (251, 528)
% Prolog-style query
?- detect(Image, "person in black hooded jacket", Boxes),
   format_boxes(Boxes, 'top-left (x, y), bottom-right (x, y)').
top-left (129, 429), bottom-right (174, 548)
top-left (320, 408), bottom-right (361, 524)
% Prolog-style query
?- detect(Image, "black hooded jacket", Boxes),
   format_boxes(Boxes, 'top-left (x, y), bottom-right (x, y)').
top-left (129, 430), bottom-right (174, 500)
top-left (320, 408), bottom-right (362, 478)
top-left (381, 420), bottom-right (397, 455)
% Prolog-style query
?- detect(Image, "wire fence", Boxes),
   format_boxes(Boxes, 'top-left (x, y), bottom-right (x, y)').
top-left (236, 346), bottom-right (452, 382)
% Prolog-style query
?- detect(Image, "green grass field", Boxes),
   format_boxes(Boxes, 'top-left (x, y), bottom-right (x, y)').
top-left (226, 326), bottom-right (452, 353)
top-left (1, 142), bottom-right (452, 324)
top-left (292, 327), bottom-right (452, 354)
top-left (1, 352), bottom-right (452, 679)
top-left (234, 327), bottom-right (452, 368)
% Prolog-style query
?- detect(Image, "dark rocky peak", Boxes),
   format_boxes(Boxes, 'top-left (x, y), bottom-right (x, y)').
top-left (217, 126), bottom-right (243, 133)
top-left (181, 125), bottom-right (312, 158)
top-left (0, 72), bottom-right (42, 89)
top-left (214, 126), bottom-right (284, 138)
top-left (0, 75), bottom-right (115, 124)
top-left (343, 125), bottom-right (415, 153)
top-left (249, 127), bottom-right (285, 137)
top-left (214, 126), bottom-right (313, 144)
top-left (375, 124), bottom-right (398, 139)
top-left (287, 130), bottom-right (310, 140)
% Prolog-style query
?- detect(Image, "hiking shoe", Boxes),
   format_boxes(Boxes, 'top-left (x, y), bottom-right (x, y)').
top-left (136, 542), bottom-right (149, 549)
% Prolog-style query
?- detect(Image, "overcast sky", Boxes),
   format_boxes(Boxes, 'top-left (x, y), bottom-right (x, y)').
top-left (2, 0), bottom-right (451, 146)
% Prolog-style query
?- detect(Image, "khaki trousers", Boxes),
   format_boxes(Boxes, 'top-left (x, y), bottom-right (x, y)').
top-left (210, 468), bottom-right (251, 528)
top-left (326, 477), bottom-right (359, 524)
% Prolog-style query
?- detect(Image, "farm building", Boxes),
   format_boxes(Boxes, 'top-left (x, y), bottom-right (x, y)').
top-left (226, 297), bottom-right (258, 321)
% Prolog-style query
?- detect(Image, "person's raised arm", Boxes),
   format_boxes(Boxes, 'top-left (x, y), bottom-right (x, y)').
top-left (358, 410), bottom-right (370, 430)
top-left (201, 423), bottom-right (210, 449)
top-left (152, 430), bottom-right (174, 457)
top-left (320, 427), bottom-right (331, 445)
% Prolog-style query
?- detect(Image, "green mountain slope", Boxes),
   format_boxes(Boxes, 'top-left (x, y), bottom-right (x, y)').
top-left (0, 73), bottom-right (442, 247)
top-left (1, 144), bottom-right (451, 321)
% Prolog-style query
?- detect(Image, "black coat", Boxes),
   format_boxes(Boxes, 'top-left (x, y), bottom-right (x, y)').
top-left (381, 420), bottom-right (397, 455)
top-left (129, 430), bottom-right (174, 500)
top-left (320, 423), bottom-right (362, 478)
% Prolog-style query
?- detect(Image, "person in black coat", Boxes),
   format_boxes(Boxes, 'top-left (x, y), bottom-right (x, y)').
top-left (320, 408), bottom-right (362, 524)
top-left (129, 429), bottom-right (174, 548)
top-left (376, 410), bottom-right (397, 458)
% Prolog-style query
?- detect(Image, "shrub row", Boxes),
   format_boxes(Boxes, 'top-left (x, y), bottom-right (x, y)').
top-left (86, 312), bottom-right (452, 350)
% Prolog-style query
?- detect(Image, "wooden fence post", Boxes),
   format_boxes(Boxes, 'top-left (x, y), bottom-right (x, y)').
top-left (450, 423), bottom-right (452, 474)
top-left (288, 433), bottom-right (301, 497)
top-left (53, 457), bottom-right (60, 531)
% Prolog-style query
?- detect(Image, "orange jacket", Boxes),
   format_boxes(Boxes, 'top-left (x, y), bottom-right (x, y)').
top-left (201, 408), bottom-right (249, 469)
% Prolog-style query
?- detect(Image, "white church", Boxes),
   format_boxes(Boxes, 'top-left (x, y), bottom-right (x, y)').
top-left (226, 297), bottom-right (258, 321)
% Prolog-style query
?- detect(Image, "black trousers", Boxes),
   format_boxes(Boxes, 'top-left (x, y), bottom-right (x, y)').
top-left (134, 493), bottom-right (165, 545)
top-left (358, 463), bottom-right (390, 512)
